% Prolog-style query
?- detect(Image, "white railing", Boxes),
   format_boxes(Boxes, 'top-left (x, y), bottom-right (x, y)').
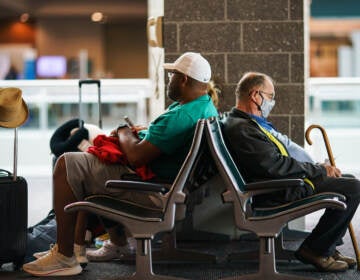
top-left (309, 77), bottom-right (360, 108)
top-left (0, 79), bottom-right (152, 176)
top-left (306, 77), bottom-right (360, 177)
top-left (308, 77), bottom-right (360, 127)
top-left (0, 79), bottom-right (152, 129)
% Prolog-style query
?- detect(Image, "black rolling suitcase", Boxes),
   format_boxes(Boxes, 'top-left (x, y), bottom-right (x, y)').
top-left (0, 128), bottom-right (28, 268)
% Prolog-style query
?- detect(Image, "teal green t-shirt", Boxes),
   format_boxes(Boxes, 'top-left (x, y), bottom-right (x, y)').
top-left (137, 95), bottom-right (218, 180)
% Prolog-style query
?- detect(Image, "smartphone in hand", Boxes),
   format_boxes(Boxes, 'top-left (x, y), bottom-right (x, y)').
top-left (124, 116), bottom-right (134, 128)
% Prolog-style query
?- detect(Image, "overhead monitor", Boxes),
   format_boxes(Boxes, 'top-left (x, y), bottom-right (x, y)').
top-left (36, 56), bottom-right (67, 78)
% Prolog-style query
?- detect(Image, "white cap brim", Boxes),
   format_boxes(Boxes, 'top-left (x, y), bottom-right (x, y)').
top-left (163, 63), bottom-right (175, 70)
top-left (163, 52), bottom-right (211, 83)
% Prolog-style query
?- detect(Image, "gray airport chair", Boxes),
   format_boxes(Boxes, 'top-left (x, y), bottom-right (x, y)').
top-left (205, 117), bottom-right (347, 280)
top-left (65, 120), bottom-right (208, 280)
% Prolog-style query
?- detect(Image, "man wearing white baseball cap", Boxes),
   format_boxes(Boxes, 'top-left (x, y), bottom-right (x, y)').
top-left (23, 52), bottom-right (219, 276)
top-left (164, 52), bottom-right (211, 83)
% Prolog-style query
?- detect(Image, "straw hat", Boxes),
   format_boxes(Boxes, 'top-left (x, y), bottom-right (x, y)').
top-left (0, 87), bottom-right (29, 128)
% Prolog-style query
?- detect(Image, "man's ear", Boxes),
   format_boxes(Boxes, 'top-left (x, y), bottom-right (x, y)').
top-left (180, 74), bottom-right (188, 87)
top-left (249, 90), bottom-right (258, 101)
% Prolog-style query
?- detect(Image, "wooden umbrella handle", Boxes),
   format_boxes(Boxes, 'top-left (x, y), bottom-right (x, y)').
top-left (305, 124), bottom-right (335, 166)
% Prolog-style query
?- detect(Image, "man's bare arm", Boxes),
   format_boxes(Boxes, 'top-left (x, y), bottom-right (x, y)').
top-left (117, 127), bottom-right (161, 167)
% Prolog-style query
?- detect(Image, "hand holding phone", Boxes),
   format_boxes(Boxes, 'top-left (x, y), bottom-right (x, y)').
top-left (124, 116), bottom-right (134, 128)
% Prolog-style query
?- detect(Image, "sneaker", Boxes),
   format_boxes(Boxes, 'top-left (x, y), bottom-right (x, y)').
top-left (34, 244), bottom-right (88, 268)
top-left (33, 244), bottom-right (55, 259)
top-left (86, 239), bottom-right (134, 262)
top-left (23, 244), bottom-right (82, 276)
top-left (74, 244), bottom-right (89, 268)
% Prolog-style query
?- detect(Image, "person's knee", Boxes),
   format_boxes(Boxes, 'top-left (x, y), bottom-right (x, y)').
top-left (348, 178), bottom-right (360, 200)
top-left (53, 154), bottom-right (66, 182)
top-left (53, 154), bottom-right (78, 201)
top-left (355, 179), bottom-right (360, 194)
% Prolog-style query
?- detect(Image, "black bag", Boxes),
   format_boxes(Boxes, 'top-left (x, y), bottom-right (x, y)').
top-left (0, 128), bottom-right (28, 268)
top-left (24, 210), bottom-right (106, 263)
top-left (25, 210), bottom-right (57, 263)
top-left (50, 119), bottom-right (88, 158)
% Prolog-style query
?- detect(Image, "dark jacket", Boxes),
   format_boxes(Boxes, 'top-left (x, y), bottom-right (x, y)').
top-left (222, 108), bottom-right (327, 206)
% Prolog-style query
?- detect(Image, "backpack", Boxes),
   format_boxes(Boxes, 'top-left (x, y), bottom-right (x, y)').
top-left (25, 210), bottom-right (57, 262)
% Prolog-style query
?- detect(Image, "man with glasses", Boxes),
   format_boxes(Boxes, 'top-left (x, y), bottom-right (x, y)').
top-left (23, 52), bottom-right (218, 276)
top-left (222, 71), bottom-right (360, 272)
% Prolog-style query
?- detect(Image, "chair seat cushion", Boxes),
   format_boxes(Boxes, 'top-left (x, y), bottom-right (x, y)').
top-left (252, 193), bottom-right (345, 219)
top-left (85, 195), bottom-right (164, 221)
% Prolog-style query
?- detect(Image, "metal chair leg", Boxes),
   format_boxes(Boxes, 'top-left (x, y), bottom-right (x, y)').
top-left (221, 237), bottom-right (317, 280)
top-left (118, 238), bottom-right (189, 280)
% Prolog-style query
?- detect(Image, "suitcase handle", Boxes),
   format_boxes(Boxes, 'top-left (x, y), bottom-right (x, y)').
top-left (13, 128), bottom-right (18, 180)
top-left (0, 169), bottom-right (12, 177)
top-left (79, 79), bottom-right (101, 88)
top-left (78, 79), bottom-right (102, 128)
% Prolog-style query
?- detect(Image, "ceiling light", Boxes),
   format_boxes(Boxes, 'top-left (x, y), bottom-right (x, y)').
top-left (20, 13), bottom-right (30, 23)
top-left (91, 12), bottom-right (103, 22)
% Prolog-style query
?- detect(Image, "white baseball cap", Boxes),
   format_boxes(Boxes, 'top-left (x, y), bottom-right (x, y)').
top-left (164, 52), bottom-right (211, 83)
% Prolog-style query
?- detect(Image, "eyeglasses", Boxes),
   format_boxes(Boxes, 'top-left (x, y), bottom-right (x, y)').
top-left (259, 90), bottom-right (275, 101)
top-left (167, 70), bottom-right (183, 80)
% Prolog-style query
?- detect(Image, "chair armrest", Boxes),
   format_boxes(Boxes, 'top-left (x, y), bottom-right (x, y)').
top-left (105, 180), bottom-right (169, 194)
top-left (245, 179), bottom-right (304, 196)
top-left (222, 179), bottom-right (304, 211)
top-left (246, 178), bottom-right (304, 191)
top-left (222, 179), bottom-right (304, 207)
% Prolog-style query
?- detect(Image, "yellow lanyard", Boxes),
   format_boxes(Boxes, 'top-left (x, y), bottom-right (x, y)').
top-left (256, 122), bottom-right (289, 156)
top-left (252, 119), bottom-right (315, 190)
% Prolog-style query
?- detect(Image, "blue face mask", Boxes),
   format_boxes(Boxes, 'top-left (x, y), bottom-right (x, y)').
top-left (260, 98), bottom-right (275, 118)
